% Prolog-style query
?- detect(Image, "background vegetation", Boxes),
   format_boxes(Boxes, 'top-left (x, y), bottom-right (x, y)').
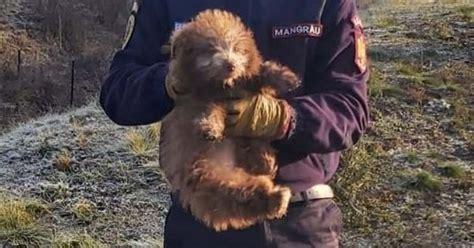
top-left (0, 0), bottom-right (472, 247)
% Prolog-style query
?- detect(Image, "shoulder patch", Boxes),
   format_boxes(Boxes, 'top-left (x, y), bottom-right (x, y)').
top-left (351, 15), bottom-right (363, 29)
top-left (122, 1), bottom-right (140, 50)
top-left (354, 31), bottom-right (367, 73)
top-left (351, 15), bottom-right (367, 73)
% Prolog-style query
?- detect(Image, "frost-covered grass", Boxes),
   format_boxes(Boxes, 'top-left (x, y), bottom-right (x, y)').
top-left (0, 104), bottom-right (170, 246)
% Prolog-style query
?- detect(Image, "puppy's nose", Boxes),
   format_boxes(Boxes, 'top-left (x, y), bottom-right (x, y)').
top-left (224, 61), bottom-right (235, 73)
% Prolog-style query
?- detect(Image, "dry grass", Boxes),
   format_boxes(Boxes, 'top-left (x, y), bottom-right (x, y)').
top-left (148, 123), bottom-right (161, 142)
top-left (71, 117), bottom-right (90, 149)
top-left (0, 197), bottom-right (50, 247)
top-left (52, 233), bottom-right (104, 248)
top-left (72, 200), bottom-right (97, 223)
top-left (0, 195), bottom-right (104, 247)
top-left (53, 149), bottom-right (73, 172)
top-left (125, 124), bottom-right (161, 157)
top-left (126, 130), bottom-right (153, 156)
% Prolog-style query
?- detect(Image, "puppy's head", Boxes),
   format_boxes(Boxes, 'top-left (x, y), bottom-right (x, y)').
top-left (169, 9), bottom-right (262, 91)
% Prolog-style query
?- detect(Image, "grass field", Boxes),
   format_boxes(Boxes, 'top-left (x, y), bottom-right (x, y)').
top-left (0, 2), bottom-right (472, 247)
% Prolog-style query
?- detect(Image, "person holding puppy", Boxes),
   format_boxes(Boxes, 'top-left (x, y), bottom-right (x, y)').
top-left (100, 0), bottom-right (370, 247)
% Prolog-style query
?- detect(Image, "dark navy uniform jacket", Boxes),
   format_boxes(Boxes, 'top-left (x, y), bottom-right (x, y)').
top-left (100, 0), bottom-right (370, 193)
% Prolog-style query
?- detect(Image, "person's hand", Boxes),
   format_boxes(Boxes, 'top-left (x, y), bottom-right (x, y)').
top-left (165, 73), bottom-right (180, 100)
top-left (165, 63), bottom-right (188, 100)
top-left (224, 93), bottom-right (292, 140)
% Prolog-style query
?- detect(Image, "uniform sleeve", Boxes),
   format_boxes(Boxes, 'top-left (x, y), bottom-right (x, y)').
top-left (274, 0), bottom-right (370, 154)
top-left (99, 0), bottom-right (173, 126)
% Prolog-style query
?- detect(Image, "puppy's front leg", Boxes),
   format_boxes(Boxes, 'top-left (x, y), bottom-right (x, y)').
top-left (197, 104), bottom-right (226, 141)
top-left (258, 61), bottom-right (301, 96)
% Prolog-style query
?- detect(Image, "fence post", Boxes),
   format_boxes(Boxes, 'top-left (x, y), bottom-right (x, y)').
top-left (17, 50), bottom-right (21, 78)
top-left (70, 60), bottom-right (75, 107)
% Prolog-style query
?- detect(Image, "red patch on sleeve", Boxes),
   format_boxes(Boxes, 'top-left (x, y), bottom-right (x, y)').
top-left (351, 15), bottom-right (363, 29)
top-left (352, 15), bottom-right (367, 73)
top-left (354, 32), bottom-right (367, 73)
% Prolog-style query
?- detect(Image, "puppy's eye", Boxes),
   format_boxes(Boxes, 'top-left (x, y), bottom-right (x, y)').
top-left (233, 46), bottom-right (247, 54)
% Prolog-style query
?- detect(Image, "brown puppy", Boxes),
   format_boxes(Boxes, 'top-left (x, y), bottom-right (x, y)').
top-left (159, 9), bottom-right (300, 232)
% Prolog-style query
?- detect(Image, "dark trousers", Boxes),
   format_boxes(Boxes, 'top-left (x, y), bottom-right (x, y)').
top-left (163, 196), bottom-right (343, 248)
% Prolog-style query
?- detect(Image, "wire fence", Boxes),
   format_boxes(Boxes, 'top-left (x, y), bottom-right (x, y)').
top-left (0, 46), bottom-right (111, 130)
top-left (4, 49), bottom-right (78, 104)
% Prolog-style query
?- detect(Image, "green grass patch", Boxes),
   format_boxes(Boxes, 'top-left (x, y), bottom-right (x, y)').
top-left (406, 151), bottom-right (421, 164)
top-left (451, 98), bottom-right (473, 130)
top-left (459, 6), bottom-right (474, 23)
top-left (426, 150), bottom-right (446, 160)
top-left (374, 16), bottom-right (396, 28)
top-left (368, 67), bottom-right (405, 99)
top-left (422, 76), bottom-right (462, 93)
top-left (415, 171), bottom-right (443, 192)
top-left (331, 135), bottom-right (401, 234)
top-left (439, 162), bottom-right (466, 179)
top-left (368, 48), bottom-right (391, 62)
top-left (397, 62), bottom-right (423, 77)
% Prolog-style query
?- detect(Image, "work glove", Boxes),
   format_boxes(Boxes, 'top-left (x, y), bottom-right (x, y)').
top-left (225, 93), bottom-right (292, 140)
top-left (163, 42), bottom-right (186, 100)
top-left (164, 62), bottom-right (188, 100)
top-left (165, 73), bottom-right (180, 100)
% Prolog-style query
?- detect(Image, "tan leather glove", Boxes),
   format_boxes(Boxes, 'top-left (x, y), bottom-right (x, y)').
top-left (225, 93), bottom-right (292, 140)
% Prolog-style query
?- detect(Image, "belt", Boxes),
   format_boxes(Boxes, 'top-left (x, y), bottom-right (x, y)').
top-left (289, 184), bottom-right (334, 203)
top-left (170, 184), bottom-right (334, 205)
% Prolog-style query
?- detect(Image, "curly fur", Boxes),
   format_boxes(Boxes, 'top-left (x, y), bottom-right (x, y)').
top-left (159, 9), bottom-right (300, 231)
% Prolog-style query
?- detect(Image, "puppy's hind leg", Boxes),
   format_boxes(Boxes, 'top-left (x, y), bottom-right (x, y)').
top-left (181, 159), bottom-right (291, 232)
top-left (234, 139), bottom-right (277, 177)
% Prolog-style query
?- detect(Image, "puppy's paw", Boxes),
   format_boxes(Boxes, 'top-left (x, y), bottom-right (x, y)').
top-left (199, 118), bottom-right (224, 141)
top-left (197, 106), bottom-right (226, 141)
top-left (203, 128), bottom-right (224, 141)
top-left (266, 186), bottom-right (291, 219)
top-left (261, 61), bottom-right (301, 94)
